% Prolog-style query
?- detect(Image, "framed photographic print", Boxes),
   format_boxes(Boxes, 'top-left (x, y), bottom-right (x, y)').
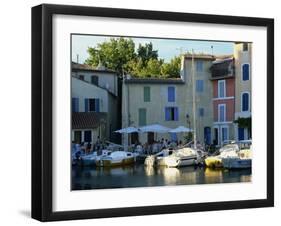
top-left (31, 4), bottom-right (274, 221)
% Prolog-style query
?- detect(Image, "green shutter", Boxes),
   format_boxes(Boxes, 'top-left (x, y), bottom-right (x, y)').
top-left (143, 87), bottom-right (150, 102)
top-left (139, 108), bottom-right (146, 126)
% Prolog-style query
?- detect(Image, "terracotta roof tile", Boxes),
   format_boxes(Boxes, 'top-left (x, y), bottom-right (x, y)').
top-left (72, 112), bottom-right (107, 129)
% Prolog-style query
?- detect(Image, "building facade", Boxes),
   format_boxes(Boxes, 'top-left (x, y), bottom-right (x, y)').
top-left (234, 43), bottom-right (252, 141)
top-left (210, 57), bottom-right (236, 146)
top-left (71, 63), bottom-right (120, 144)
top-left (122, 55), bottom-right (214, 146)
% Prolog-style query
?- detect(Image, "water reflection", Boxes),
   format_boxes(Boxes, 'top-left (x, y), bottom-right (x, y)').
top-left (72, 164), bottom-right (252, 190)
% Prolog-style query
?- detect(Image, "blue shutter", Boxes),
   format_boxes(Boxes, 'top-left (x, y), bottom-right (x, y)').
top-left (168, 87), bottom-right (175, 102)
top-left (75, 98), bottom-right (79, 112)
top-left (165, 107), bottom-right (170, 121)
top-left (196, 61), bottom-right (203, 72)
top-left (196, 80), bottom-right (203, 92)
top-left (238, 128), bottom-right (245, 141)
top-left (84, 130), bottom-right (92, 142)
top-left (204, 127), bottom-right (211, 145)
top-left (242, 93), bottom-right (249, 111)
top-left (222, 128), bottom-right (227, 142)
top-left (72, 98), bottom-right (78, 112)
top-left (243, 64), bottom-right (249, 81)
top-left (84, 98), bottom-right (89, 112)
top-left (95, 99), bottom-right (100, 112)
top-left (174, 107), bottom-right (179, 121)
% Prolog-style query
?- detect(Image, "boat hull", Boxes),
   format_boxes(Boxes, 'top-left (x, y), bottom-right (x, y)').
top-left (96, 157), bottom-right (135, 167)
top-left (156, 156), bottom-right (179, 168)
top-left (222, 158), bottom-right (252, 169)
top-left (205, 156), bottom-right (223, 168)
top-left (177, 155), bottom-right (197, 167)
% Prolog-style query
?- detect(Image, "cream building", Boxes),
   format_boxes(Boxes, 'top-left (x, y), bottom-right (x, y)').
top-left (122, 55), bottom-right (214, 146)
top-left (234, 43), bottom-right (252, 141)
top-left (71, 63), bottom-right (120, 144)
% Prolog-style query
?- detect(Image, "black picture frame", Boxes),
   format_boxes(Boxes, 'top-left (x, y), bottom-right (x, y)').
top-left (32, 4), bottom-right (274, 222)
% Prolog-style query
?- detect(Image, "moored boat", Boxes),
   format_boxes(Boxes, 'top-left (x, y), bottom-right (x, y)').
top-left (79, 149), bottom-right (111, 166)
top-left (205, 143), bottom-right (239, 168)
top-left (156, 147), bottom-right (201, 168)
top-left (222, 146), bottom-right (252, 169)
top-left (96, 151), bottom-right (136, 167)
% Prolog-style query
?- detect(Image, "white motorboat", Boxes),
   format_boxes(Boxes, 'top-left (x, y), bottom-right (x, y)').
top-left (156, 147), bottom-right (201, 168)
top-left (144, 149), bottom-right (174, 167)
top-left (96, 151), bottom-right (136, 167)
top-left (175, 147), bottom-right (201, 167)
top-left (222, 146), bottom-right (252, 169)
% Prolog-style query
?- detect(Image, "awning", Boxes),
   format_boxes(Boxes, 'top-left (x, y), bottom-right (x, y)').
top-left (139, 124), bottom-right (171, 133)
top-left (169, 126), bottom-right (193, 133)
top-left (115, 127), bottom-right (140, 134)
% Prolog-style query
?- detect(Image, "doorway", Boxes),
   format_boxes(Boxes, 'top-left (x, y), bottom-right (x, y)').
top-left (74, 131), bottom-right (82, 144)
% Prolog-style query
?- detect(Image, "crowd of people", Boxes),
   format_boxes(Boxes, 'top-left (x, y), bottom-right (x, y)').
top-left (131, 138), bottom-right (185, 155)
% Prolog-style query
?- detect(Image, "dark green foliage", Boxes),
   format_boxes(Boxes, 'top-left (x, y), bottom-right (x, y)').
top-left (85, 38), bottom-right (181, 78)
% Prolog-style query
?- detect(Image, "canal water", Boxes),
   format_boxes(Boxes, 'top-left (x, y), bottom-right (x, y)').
top-left (72, 164), bottom-right (251, 190)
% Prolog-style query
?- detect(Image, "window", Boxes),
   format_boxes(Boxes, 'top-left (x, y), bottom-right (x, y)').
top-left (91, 76), bottom-right (99, 86)
top-left (144, 86), bottom-right (150, 102)
top-left (84, 130), bottom-right (92, 142)
top-left (221, 127), bottom-right (228, 142)
top-left (242, 64), bottom-right (250, 81)
top-left (196, 80), bottom-right (204, 92)
top-left (243, 43), bottom-right (248, 51)
top-left (84, 98), bottom-right (100, 112)
top-left (196, 61), bottom-right (203, 72)
top-left (238, 128), bottom-right (245, 141)
top-left (218, 104), bottom-right (226, 122)
top-left (218, 80), bottom-right (226, 98)
top-left (72, 97), bottom-right (79, 112)
top-left (242, 92), bottom-right (250, 112)
top-left (139, 108), bottom-right (147, 126)
top-left (79, 75), bottom-right (84, 80)
top-left (167, 86), bottom-right (175, 102)
top-left (74, 131), bottom-right (82, 144)
top-left (165, 107), bottom-right (179, 121)
top-left (198, 108), bottom-right (204, 117)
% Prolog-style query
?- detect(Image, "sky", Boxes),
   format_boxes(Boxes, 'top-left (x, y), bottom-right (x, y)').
top-left (71, 34), bottom-right (234, 64)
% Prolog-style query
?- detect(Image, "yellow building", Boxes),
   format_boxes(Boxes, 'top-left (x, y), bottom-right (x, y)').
top-left (234, 43), bottom-right (252, 141)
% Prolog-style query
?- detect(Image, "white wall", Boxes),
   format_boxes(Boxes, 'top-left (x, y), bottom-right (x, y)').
top-left (0, 0), bottom-right (279, 226)
top-left (72, 70), bottom-right (118, 96)
top-left (72, 77), bottom-right (109, 112)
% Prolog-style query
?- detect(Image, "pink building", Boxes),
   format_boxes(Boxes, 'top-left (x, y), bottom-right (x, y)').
top-left (210, 57), bottom-right (236, 146)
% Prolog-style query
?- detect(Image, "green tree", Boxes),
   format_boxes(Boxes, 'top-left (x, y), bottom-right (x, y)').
top-left (85, 38), bottom-right (136, 75)
top-left (161, 56), bottom-right (181, 78)
top-left (137, 42), bottom-right (158, 66)
top-left (234, 117), bottom-right (252, 138)
top-left (85, 38), bottom-right (181, 78)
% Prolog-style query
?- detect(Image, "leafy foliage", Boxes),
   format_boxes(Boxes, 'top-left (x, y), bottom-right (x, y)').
top-left (234, 117), bottom-right (252, 138)
top-left (234, 117), bottom-right (252, 129)
top-left (85, 38), bottom-right (181, 78)
top-left (161, 56), bottom-right (181, 78)
top-left (85, 38), bottom-right (136, 75)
